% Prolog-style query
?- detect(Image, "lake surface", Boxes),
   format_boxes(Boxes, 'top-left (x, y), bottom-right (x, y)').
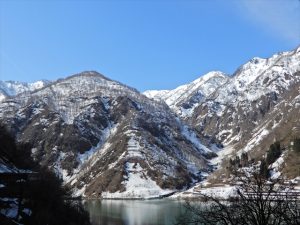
top-left (84, 199), bottom-right (187, 225)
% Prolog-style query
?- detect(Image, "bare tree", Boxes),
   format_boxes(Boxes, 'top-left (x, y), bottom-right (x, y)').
top-left (176, 170), bottom-right (300, 225)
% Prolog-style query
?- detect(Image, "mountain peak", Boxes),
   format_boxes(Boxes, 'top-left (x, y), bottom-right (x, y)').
top-left (67, 71), bottom-right (111, 81)
top-left (192, 71), bottom-right (227, 84)
top-left (0, 70), bottom-right (213, 199)
top-left (144, 70), bottom-right (229, 117)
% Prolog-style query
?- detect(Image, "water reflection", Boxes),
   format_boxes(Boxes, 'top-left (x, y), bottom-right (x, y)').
top-left (84, 199), bottom-right (186, 225)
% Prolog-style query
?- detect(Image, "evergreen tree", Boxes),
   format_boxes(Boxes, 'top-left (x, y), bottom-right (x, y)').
top-left (234, 155), bottom-right (241, 168)
top-left (266, 141), bottom-right (281, 165)
top-left (241, 152), bottom-right (249, 167)
top-left (293, 138), bottom-right (300, 153)
top-left (259, 158), bottom-right (269, 179)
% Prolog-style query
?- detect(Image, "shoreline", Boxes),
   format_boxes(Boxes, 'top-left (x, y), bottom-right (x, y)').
top-left (81, 191), bottom-right (178, 201)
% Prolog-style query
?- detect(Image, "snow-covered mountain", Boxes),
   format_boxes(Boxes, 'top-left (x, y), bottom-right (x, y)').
top-left (0, 71), bottom-right (214, 198)
top-left (144, 71), bottom-right (229, 117)
top-left (1, 46), bottom-right (299, 198)
top-left (145, 46), bottom-right (300, 170)
top-left (0, 80), bottom-right (50, 101)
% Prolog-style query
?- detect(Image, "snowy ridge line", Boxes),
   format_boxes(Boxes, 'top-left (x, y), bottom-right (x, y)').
top-left (144, 45), bottom-right (300, 117)
top-left (0, 46), bottom-right (299, 199)
top-left (0, 74), bottom-right (172, 125)
top-left (0, 80), bottom-right (50, 102)
top-left (173, 71), bottom-right (227, 105)
top-left (143, 71), bottom-right (228, 113)
top-left (239, 48), bottom-right (298, 90)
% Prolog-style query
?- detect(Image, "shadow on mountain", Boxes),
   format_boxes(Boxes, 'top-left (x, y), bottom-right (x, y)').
top-left (0, 124), bottom-right (90, 225)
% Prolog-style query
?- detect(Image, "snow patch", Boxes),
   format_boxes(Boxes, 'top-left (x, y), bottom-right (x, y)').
top-left (181, 125), bottom-right (212, 154)
top-left (102, 162), bottom-right (173, 199)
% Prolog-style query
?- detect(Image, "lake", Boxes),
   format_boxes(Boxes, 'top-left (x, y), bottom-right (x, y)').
top-left (84, 199), bottom-right (187, 225)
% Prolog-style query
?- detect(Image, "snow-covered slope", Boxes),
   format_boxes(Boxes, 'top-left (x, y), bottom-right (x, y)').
top-left (215, 47), bottom-right (299, 105)
top-left (0, 71), bottom-right (214, 198)
top-left (144, 71), bottom-right (229, 117)
top-left (0, 80), bottom-right (50, 101)
top-left (1, 45), bottom-right (299, 197)
top-left (145, 46), bottom-right (300, 173)
top-left (198, 46), bottom-right (300, 148)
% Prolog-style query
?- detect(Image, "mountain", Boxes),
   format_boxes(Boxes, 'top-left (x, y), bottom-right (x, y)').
top-left (0, 71), bottom-right (214, 198)
top-left (145, 46), bottom-right (300, 177)
top-left (1, 46), bottom-right (299, 199)
top-left (144, 71), bottom-right (229, 118)
top-left (0, 80), bottom-right (50, 101)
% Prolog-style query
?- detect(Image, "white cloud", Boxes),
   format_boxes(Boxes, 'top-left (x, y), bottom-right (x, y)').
top-left (236, 0), bottom-right (300, 44)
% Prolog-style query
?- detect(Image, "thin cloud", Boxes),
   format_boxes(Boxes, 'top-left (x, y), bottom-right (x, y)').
top-left (236, 0), bottom-right (300, 45)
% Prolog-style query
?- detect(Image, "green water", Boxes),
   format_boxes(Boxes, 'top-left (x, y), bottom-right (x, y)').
top-left (84, 199), bottom-right (187, 225)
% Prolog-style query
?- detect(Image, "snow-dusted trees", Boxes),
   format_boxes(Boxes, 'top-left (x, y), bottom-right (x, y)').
top-left (176, 170), bottom-right (300, 225)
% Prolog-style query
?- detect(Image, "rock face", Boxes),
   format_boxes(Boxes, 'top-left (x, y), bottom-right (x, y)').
top-left (0, 72), bottom-right (214, 198)
top-left (145, 46), bottom-right (300, 162)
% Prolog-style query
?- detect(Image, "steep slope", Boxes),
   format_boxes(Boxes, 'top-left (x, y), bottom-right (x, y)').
top-left (146, 46), bottom-right (300, 175)
top-left (0, 71), bottom-right (214, 198)
top-left (193, 47), bottom-right (300, 152)
top-left (144, 71), bottom-right (229, 118)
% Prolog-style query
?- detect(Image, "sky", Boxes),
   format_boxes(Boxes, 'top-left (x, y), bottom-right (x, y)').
top-left (0, 0), bottom-right (299, 91)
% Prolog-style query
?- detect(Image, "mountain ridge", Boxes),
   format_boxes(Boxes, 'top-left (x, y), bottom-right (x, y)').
top-left (0, 79), bottom-right (50, 101)
top-left (144, 45), bottom-right (300, 181)
top-left (0, 71), bottom-right (214, 199)
top-left (0, 45), bottom-right (299, 198)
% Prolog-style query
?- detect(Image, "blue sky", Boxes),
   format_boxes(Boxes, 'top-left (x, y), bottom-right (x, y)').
top-left (0, 0), bottom-right (299, 91)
